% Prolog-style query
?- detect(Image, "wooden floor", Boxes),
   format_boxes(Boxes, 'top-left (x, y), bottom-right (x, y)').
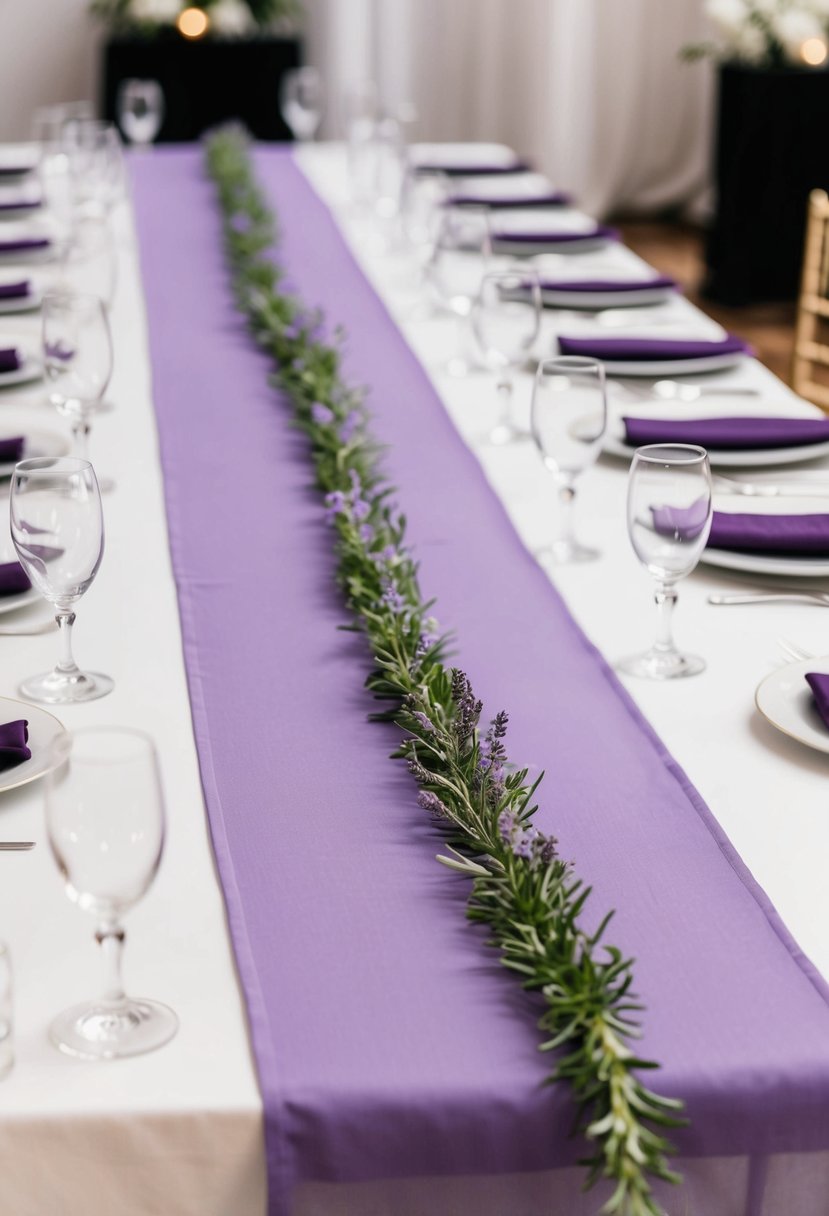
top-left (617, 219), bottom-right (796, 385)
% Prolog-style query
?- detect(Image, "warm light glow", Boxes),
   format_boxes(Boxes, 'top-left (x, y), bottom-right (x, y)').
top-left (801, 37), bottom-right (828, 66)
top-left (177, 7), bottom-right (210, 38)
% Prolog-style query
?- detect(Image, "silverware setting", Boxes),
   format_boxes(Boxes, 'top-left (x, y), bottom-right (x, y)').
top-left (617, 380), bottom-right (760, 402)
top-left (708, 591), bottom-right (829, 607)
top-left (0, 841), bottom-right (35, 851)
top-left (778, 638), bottom-right (815, 662)
top-left (713, 473), bottom-right (829, 498)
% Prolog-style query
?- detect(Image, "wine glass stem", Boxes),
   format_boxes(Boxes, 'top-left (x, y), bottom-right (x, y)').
top-left (653, 582), bottom-right (679, 655)
top-left (55, 610), bottom-right (80, 675)
top-left (556, 483), bottom-right (576, 548)
top-left (496, 377), bottom-right (513, 430)
top-left (95, 922), bottom-right (126, 1005)
top-left (71, 419), bottom-right (91, 462)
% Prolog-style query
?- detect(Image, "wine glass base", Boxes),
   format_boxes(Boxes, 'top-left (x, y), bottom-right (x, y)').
top-left (50, 997), bottom-right (178, 1060)
top-left (19, 669), bottom-right (114, 705)
top-left (486, 423), bottom-right (531, 447)
top-left (617, 649), bottom-right (706, 681)
top-left (536, 539), bottom-right (600, 566)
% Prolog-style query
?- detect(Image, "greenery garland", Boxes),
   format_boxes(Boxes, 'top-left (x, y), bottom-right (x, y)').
top-left (204, 127), bottom-right (685, 1216)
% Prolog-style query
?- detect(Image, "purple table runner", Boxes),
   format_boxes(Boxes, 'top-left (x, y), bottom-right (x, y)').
top-left (132, 148), bottom-right (829, 1215)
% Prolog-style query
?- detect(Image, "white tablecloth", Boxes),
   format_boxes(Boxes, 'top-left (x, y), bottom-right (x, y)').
top-left (0, 142), bottom-right (826, 1216)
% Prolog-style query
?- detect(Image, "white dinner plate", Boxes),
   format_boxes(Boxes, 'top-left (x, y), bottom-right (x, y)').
top-left (755, 657), bottom-right (829, 755)
top-left (499, 235), bottom-right (611, 257)
top-left (0, 145), bottom-right (38, 179)
top-left (596, 351), bottom-right (749, 377)
top-left (0, 353), bottom-right (42, 388)
top-left (0, 242), bottom-right (54, 265)
top-left (411, 142), bottom-right (521, 171)
top-left (0, 426), bottom-right (69, 477)
top-left (699, 494), bottom-right (829, 578)
top-left (601, 416), bottom-right (829, 470)
top-left (0, 694), bottom-right (67, 795)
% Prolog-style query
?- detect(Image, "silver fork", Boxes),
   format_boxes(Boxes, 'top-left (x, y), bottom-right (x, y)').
top-left (619, 380), bottom-right (760, 402)
top-left (708, 590), bottom-right (829, 607)
top-left (713, 473), bottom-right (829, 498)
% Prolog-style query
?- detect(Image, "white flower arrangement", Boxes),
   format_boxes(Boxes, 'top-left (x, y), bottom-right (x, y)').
top-left (684, 0), bottom-right (829, 66)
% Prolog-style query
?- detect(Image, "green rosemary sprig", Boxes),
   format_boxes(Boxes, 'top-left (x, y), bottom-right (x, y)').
top-left (204, 126), bottom-right (685, 1215)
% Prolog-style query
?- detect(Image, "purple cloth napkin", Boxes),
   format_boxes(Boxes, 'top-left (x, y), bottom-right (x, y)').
top-left (542, 275), bottom-right (677, 294)
top-left (450, 191), bottom-right (572, 208)
top-left (0, 279), bottom-right (30, 300)
top-left (0, 237), bottom-right (49, 255)
top-left (708, 511), bottom-right (829, 555)
top-left (0, 435), bottom-right (24, 461)
top-left (806, 672), bottom-right (829, 730)
top-left (623, 415), bottom-right (829, 450)
top-left (558, 333), bottom-right (751, 361)
top-left (0, 199), bottom-right (39, 213)
top-left (0, 348), bottom-right (20, 373)
top-left (651, 497), bottom-right (711, 542)
top-left (417, 159), bottom-right (531, 176)
top-left (0, 719), bottom-right (30, 770)
top-left (0, 561), bottom-right (30, 595)
top-left (494, 223), bottom-right (617, 246)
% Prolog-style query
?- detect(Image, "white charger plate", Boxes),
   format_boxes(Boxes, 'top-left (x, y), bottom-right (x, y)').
top-left (699, 494), bottom-right (829, 577)
top-left (602, 417), bottom-right (829, 469)
top-left (411, 142), bottom-right (521, 171)
top-left (0, 694), bottom-right (67, 794)
top-left (597, 351), bottom-right (749, 377)
top-left (755, 657), bottom-right (829, 755)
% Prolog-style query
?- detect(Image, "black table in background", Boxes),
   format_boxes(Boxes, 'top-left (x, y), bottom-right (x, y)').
top-left (102, 35), bottom-right (301, 142)
top-left (704, 63), bottom-right (829, 305)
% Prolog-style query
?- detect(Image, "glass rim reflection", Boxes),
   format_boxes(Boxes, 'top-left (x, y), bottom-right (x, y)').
top-left (14, 455), bottom-right (94, 477)
top-left (631, 442), bottom-right (709, 468)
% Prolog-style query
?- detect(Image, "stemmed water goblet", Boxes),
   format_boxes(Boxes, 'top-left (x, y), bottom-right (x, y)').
top-left (531, 356), bottom-right (607, 564)
top-left (45, 727), bottom-right (178, 1058)
top-left (57, 214), bottom-right (117, 309)
top-left (62, 119), bottom-right (125, 215)
top-left (10, 456), bottom-right (113, 704)
top-left (116, 79), bottom-right (165, 147)
top-left (428, 205), bottom-right (491, 376)
top-left (42, 290), bottom-right (113, 480)
top-left (280, 67), bottom-right (325, 141)
top-left (472, 268), bottom-right (541, 444)
top-left (618, 443), bottom-right (712, 680)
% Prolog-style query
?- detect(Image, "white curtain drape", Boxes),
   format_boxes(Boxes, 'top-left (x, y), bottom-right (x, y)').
top-left (303, 0), bottom-right (715, 219)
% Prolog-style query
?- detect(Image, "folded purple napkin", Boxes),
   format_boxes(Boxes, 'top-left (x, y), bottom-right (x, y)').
top-left (0, 279), bottom-right (30, 300)
top-left (450, 191), bottom-right (572, 208)
top-left (0, 237), bottom-right (49, 255)
top-left (0, 348), bottom-right (20, 373)
top-left (0, 560), bottom-right (29, 596)
top-left (0, 720), bottom-right (30, 771)
top-left (0, 436), bottom-right (24, 462)
top-left (542, 275), bottom-right (677, 294)
top-left (0, 165), bottom-right (33, 178)
top-left (558, 333), bottom-right (751, 361)
top-left (417, 159), bottom-right (531, 176)
top-left (623, 415), bottom-right (829, 451)
top-left (0, 199), bottom-right (39, 213)
top-left (494, 223), bottom-right (618, 246)
top-left (707, 511), bottom-right (829, 555)
top-left (651, 498), bottom-right (711, 542)
top-left (806, 672), bottom-right (829, 730)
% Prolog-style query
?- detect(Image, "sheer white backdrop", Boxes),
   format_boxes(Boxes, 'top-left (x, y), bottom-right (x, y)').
top-left (305, 0), bottom-right (715, 218)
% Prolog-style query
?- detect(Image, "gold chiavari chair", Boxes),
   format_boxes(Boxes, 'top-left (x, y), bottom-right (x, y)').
top-left (792, 189), bottom-right (829, 411)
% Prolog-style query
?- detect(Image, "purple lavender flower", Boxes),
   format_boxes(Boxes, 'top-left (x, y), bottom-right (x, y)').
top-left (323, 490), bottom-right (347, 523)
top-left (411, 711), bottom-right (434, 733)
top-left (285, 318), bottom-right (303, 341)
top-left (311, 402), bottom-right (334, 426)
top-left (229, 212), bottom-right (252, 235)
top-left (359, 523), bottom-right (375, 543)
top-left (513, 832), bottom-right (534, 861)
top-left (373, 544), bottom-right (398, 565)
top-left (381, 581), bottom-right (407, 614)
top-left (352, 498), bottom-right (371, 521)
top-left (538, 836), bottom-right (558, 865)
top-left (498, 809), bottom-right (516, 843)
top-left (417, 790), bottom-right (450, 819)
top-left (348, 468), bottom-right (363, 499)
top-left (340, 410), bottom-right (362, 443)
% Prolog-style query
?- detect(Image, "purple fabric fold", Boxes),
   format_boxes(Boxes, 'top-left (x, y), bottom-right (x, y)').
top-left (0, 279), bottom-right (30, 300)
top-left (0, 348), bottom-right (20, 373)
top-left (0, 561), bottom-right (30, 596)
top-left (0, 719), bottom-right (30, 770)
top-left (416, 159), bottom-right (531, 176)
top-left (708, 511), bottom-right (829, 555)
top-left (132, 147), bottom-right (829, 1216)
top-left (0, 435), bottom-right (25, 462)
top-left (623, 415), bottom-right (829, 450)
top-left (559, 333), bottom-right (751, 361)
top-left (542, 275), bottom-right (677, 294)
top-left (806, 672), bottom-right (829, 730)
top-left (0, 237), bottom-right (49, 255)
top-left (0, 199), bottom-right (39, 213)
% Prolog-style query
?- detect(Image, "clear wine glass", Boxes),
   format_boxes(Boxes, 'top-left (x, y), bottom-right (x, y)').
top-left (42, 291), bottom-right (113, 475)
top-left (62, 119), bottom-right (125, 215)
top-left (344, 80), bottom-right (378, 209)
top-left (618, 443), bottom-right (712, 680)
top-left (45, 727), bottom-right (178, 1059)
top-left (472, 268), bottom-right (541, 445)
top-left (531, 356), bottom-right (607, 564)
top-left (116, 79), bottom-right (164, 147)
top-left (428, 205), bottom-right (491, 376)
top-left (10, 456), bottom-right (113, 704)
top-left (57, 214), bottom-right (117, 309)
top-left (280, 67), bottom-right (325, 142)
